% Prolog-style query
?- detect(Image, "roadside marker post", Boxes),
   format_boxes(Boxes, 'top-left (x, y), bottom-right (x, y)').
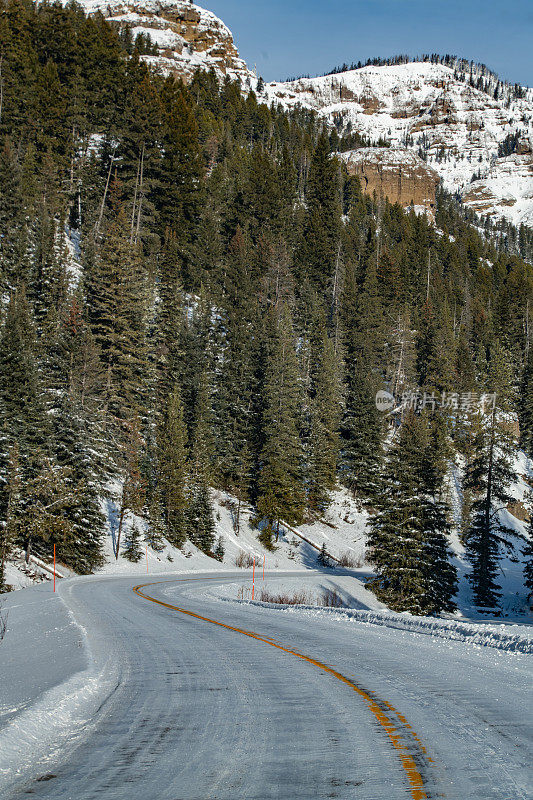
top-left (252, 557), bottom-right (255, 600)
top-left (146, 545), bottom-right (149, 574)
top-left (53, 544), bottom-right (56, 592)
top-left (263, 555), bottom-right (265, 581)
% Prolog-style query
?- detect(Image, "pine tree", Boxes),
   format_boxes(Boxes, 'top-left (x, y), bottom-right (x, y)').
top-left (85, 192), bottom-right (148, 427)
top-left (317, 541), bottom-right (330, 567)
top-left (157, 81), bottom-right (203, 252)
top-left (0, 287), bottom-right (50, 477)
top-left (16, 458), bottom-right (76, 565)
top-left (123, 523), bottom-right (143, 563)
top-left (186, 375), bottom-right (216, 553)
top-left (114, 414), bottom-right (145, 559)
top-left (212, 227), bottom-right (256, 501)
top-left (1, 445), bottom-right (21, 591)
top-left (416, 299), bottom-right (456, 393)
top-left (522, 502), bottom-right (533, 597)
top-left (420, 415), bottom-right (457, 614)
top-left (155, 231), bottom-right (184, 410)
top-left (297, 131), bottom-right (341, 293)
top-left (519, 348), bottom-right (533, 457)
top-left (159, 383), bottom-right (188, 548)
top-left (145, 490), bottom-right (167, 552)
top-left (213, 535), bottom-right (225, 562)
top-left (368, 410), bottom-right (456, 614)
top-left (306, 310), bottom-right (341, 512)
top-left (463, 343), bottom-right (518, 610)
top-left (338, 263), bottom-right (384, 502)
top-left (256, 307), bottom-right (305, 539)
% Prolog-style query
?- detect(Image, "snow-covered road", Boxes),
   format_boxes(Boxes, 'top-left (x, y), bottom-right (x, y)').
top-left (1, 572), bottom-right (532, 799)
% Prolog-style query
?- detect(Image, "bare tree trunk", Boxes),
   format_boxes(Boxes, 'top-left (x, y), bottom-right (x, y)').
top-left (115, 504), bottom-right (127, 560)
top-left (94, 147), bottom-right (116, 237)
top-left (134, 144), bottom-right (145, 245)
top-left (130, 152), bottom-right (141, 243)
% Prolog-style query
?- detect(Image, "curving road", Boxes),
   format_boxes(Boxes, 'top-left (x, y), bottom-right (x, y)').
top-left (4, 572), bottom-right (533, 800)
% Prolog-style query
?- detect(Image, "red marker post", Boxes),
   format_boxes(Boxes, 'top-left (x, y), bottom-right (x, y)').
top-left (252, 556), bottom-right (255, 600)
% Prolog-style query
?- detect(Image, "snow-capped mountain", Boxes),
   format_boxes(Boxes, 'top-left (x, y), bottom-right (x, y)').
top-left (263, 62), bottom-right (533, 227)
top-left (64, 1), bottom-right (532, 228)
top-left (65, 0), bottom-right (255, 84)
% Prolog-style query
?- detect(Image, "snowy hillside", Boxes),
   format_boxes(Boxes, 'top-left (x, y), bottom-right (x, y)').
top-left (263, 62), bottom-right (533, 227)
top-left (7, 462), bottom-right (533, 624)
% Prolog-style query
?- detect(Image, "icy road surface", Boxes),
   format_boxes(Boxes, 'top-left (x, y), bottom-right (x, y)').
top-left (1, 572), bottom-right (532, 799)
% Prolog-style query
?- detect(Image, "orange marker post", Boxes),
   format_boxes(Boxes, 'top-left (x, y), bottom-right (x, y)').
top-left (252, 556), bottom-right (255, 600)
top-left (53, 544), bottom-right (56, 592)
top-left (146, 545), bottom-right (149, 574)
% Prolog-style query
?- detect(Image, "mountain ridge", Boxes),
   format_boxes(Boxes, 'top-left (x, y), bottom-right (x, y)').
top-left (263, 61), bottom-right (533, 228)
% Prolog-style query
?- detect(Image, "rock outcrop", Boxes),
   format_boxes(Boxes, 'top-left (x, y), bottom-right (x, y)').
top-left (65, 0), bottom-right (254, 83)
top-left (340, 148), bottom-right (440, 217)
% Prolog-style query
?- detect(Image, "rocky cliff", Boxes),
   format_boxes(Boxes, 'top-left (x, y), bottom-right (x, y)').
top-left (66, 0), bottom-right (254, 83)
top-left (340, 148), bottom-right (440, 217)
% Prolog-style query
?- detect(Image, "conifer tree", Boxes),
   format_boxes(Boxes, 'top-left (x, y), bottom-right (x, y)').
top-left (297, 131), bottom-right (341, 293)
top-left (213, 536), bottom-right (225, 562)
top-left (257, 307), bottom-right (305, 540)
top-left (159, 383), bottom-right (188, 548)
top-left (186, 375), bottom-right (216, 553)
top-left (123, 523), bottom-right (143, 563)
top-left (16, 458), bottom-right (76, 565)
top-left (145, 490), bottom-right (167, 552)
top-left (368, 410), bottom-right (456, 614)
top-left (155, 231), bottom-right (184, 410)
top-left (416, 299), bottom-right (456, 393)
top-left (317, 541), bottom-right (330, 568)
top-left (519, 348), bottom-right (533, 457)
top-left (85, 191), bottom-right (148, 427)
top-left (306, 314), bottom-right (341, 512)
top-left (338, 263), bottom-right (384, 501)
top-left (522, 503), bottom-right (533, 596)
top-left (114, 414), bottom-right (145, 559)
top-left (1, 445), bottom-right (21, 591)
top-left (0, 287), bottom-right (49, 475)
top-left (212, 228), bottom-right (258, 503)
top-left (463, 343), bottom-right (518, 610)
top-left (158, 81), bottom-right (203, 250)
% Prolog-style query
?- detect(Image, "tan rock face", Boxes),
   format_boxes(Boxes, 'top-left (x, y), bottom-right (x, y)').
top-left (340, 149), bottom-right (440, 217)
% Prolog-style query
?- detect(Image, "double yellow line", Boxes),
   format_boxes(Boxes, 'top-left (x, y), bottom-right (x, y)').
top-left (133, 579), bottom-right (433, 800)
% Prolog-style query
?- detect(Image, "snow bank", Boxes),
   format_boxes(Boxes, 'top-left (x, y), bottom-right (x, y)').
top-left (237, 600), bottom-right (533, 654)
top-left (0, 581), bottom-right (120, 794)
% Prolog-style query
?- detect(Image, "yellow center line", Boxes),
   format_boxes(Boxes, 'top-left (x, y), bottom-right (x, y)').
top-left (133, 579), bottom-right (432, 800)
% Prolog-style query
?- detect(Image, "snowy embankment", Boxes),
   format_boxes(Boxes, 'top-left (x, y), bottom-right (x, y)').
top-left (249, 603), bottom-right (533, 654)
top-left (209, 576), bottom-right (533, 655)
top-left (0, 579), bottom-right (121, 794)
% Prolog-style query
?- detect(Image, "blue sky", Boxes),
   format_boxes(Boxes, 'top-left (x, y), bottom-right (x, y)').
top-left (205, 0), bottom-right (532, 86)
